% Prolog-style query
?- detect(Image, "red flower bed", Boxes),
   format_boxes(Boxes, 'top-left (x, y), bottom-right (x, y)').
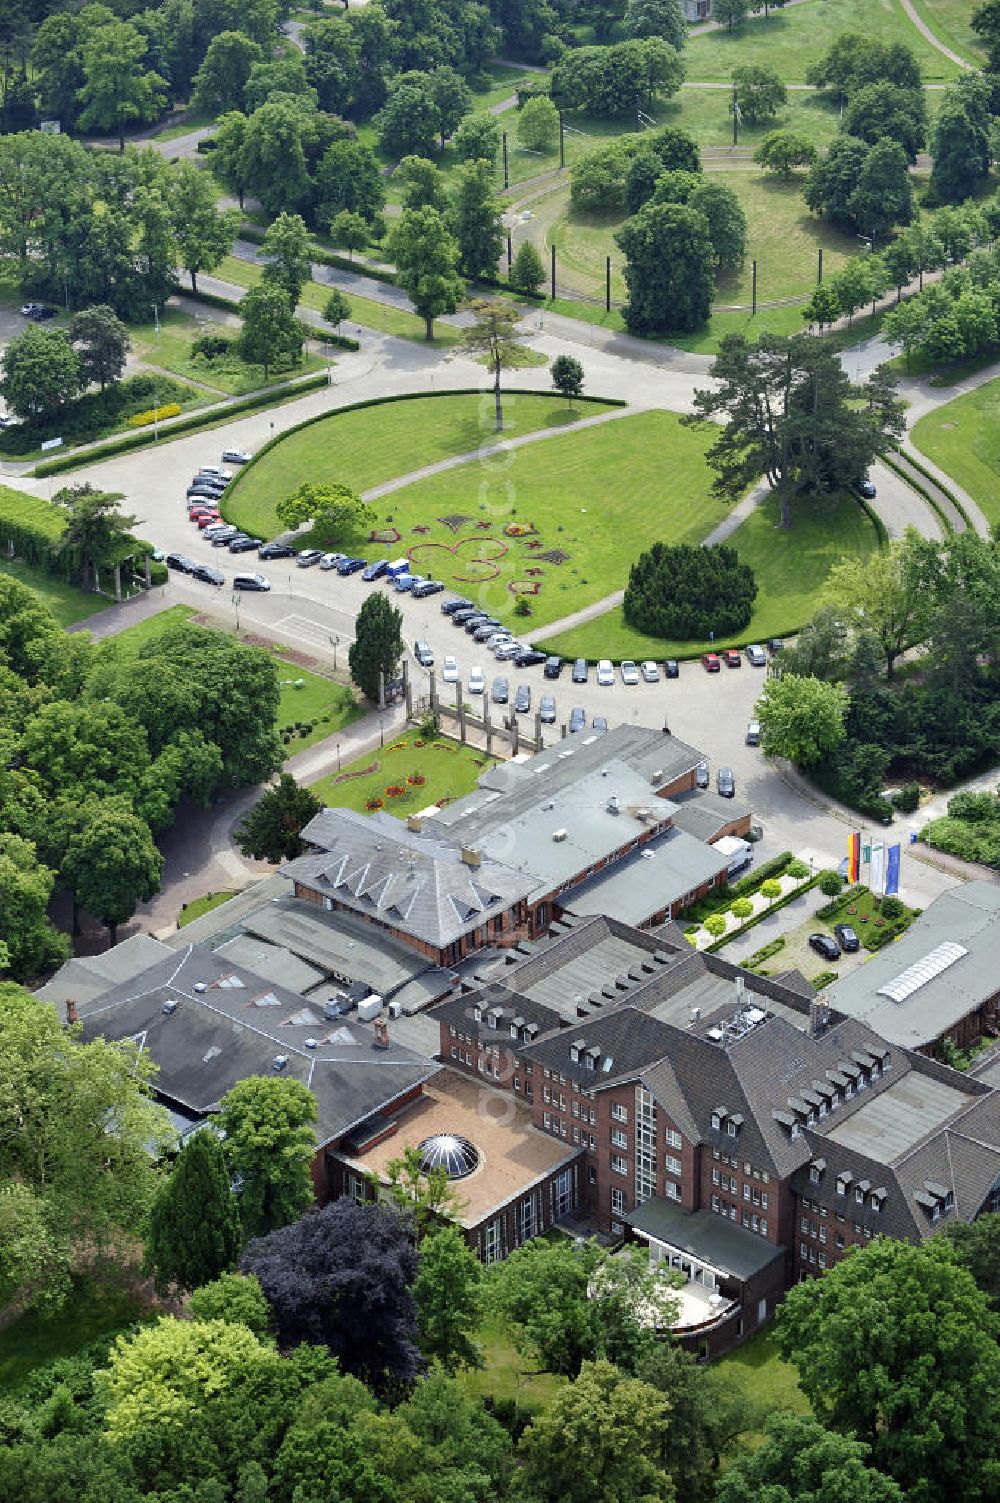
top-left (407, 774), bottom-right (426, 786)
top-left (385, 784), bottom-right (406, 797)
top-left (366, 797), bottom-right (384, 811)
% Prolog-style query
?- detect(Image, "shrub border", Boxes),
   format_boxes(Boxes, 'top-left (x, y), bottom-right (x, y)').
top-left (890, 447), bottom-right (972, 531)
top-left (220, 387), bottom-right (627, 533)
top-left (32, 372), bottom-right (331, 477)
top-left (705, 872), bottom-right (822, 953)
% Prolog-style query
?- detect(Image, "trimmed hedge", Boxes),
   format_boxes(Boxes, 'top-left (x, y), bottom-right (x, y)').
top-left (882, 454), bottom-right (954, 536)
top-left (33, 372), bottom-right (331, 477)
top-left (732, 850), bottom-right (793, 896)
top-left (706, 872), bottom-right (822, 953)
top-left (892, 446), bottom-right (972, 531)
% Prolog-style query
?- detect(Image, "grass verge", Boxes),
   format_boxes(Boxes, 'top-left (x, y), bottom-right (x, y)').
top-left (910, 375), bottom-right (1000, 529)
top-left (309, 733), bottom-right (495, 813)
top-left (0, 1275), bottom-right (149, 1391)
top-left (542, 490), bottom-right (880, 660)
top-left (178, 890), bottom-right (238, 926)
top-left (130, 307), bottom-right (325, 396)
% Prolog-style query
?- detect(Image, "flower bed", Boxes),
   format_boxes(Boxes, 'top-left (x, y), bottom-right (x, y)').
top-left (687, 865), bottom-right (820, 952)
top-left (127, 402), bottom-right (182, 428)
top-left (385, 784), bottom-right (406, 798)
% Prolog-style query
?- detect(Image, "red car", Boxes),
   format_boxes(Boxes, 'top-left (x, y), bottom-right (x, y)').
top-left (701, 652), bottom-right (721, 672)
top-left (195, 512), bottom-right (221, 528)
top-left (723, 649), bottom-right (742, 668)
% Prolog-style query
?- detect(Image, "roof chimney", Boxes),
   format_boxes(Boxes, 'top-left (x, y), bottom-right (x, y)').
top-left (372, 1017), bottom-right (390, 1050)
top-left (460, 846), bottom-right (482, 867)
top-left (65, 999), bottom-right (78, 1026)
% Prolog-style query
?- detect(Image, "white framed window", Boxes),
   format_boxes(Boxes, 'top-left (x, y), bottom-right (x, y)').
top-left (611, 1186), bottom-right (625, 1217)
top-left (543, 1112), bottom-right (551, 1129)
top-left (611, 1103), bottom-right (629, 1123)
top-left (483, 1218), bottom-right (501, 1264)
top-left (665, 1128), bottom-right (683, 1150)
top-left (519, 1196), bottom-right (536, 1242)
top-left (760, 1219), bottom-right (767, 1236)
top-left (665, 1181), bottom-right (681, 1202)
top-left (611, 1154), bottom-right (628, 1176)
top-left (554, 1169), bottom-right (572, 1217)
top-left (611, 1128), bottom-right (628, 1149)
top-left (666, 1155), bottom-right (682, 1178)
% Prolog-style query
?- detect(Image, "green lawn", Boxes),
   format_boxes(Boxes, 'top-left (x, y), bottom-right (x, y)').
top-left (0, 1276), bottom-right (149, 1391)
top-left (106, 603), bottom-right (198, 651)
top-left (543, 170), bottom-right (859, 322)
top-left (224, 392), bottom-right (617, 540)
top-left (543, 490), bottom-right (880, 660)
top-left (150, 108), bottom-right (215, 143)
top-left (911, 376), bottom-right (1000, 529)
top-left (276, 668), bottom-right (364, 752)
top-left (177, 889), bottom-right (238, 926)
top-left (457, 1314), bottom-right (568, 1412)
top-left (641, 84), bottom-right (843, 152)
top-left (326, 409), bottom-right (724, 629)
top-left (0, 556), bottom-right (111, 628)
top-left (684, 0), bottom-right (960, 79)
top-left (715, 1329), bottom-right (810, 1434)
top-left (309, 733), bottom-right (495, 813)
top-left (216, 254), bottom-right (461, 347)
top-left (131, 308), bottom-right (325, 396)
top-left (908, 0), bottom-right (986, 64)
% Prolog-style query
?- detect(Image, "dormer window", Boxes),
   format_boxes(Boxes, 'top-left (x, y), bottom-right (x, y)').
top-left (711, 1112), bottom-right (721, 1130)
top-left (584, 1054), bottom-right (595, 1071)
top-left (809, 1166), bottom-right (820, 1184)
top-left (945, 1189), bottom-right (954, 1211)
top-left (836, 1174), bottom-right (851, 1197)
top-left (727, 1120), bottom-right (737, 1137)
top-left (855, 1187), bottom-right (864, 1204)
top-left (473, 1005), bottom-right (482, 1022)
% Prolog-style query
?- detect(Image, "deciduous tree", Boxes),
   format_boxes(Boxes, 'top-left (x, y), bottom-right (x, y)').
top-left (0, 324), bottom-right (81, 421)
top-left (242, 1199), bottom-right (425, 1394)
top-left (52, 484), bottom-right (139, 592)
top-left (459, 297), bottom-right (524, 430)
top-left (63, 795), bottom-right (163, 943)
top-left (76, 20), bottom-right (167, 150)
top-left (323, 288), bottom-right (351, 331)
top-left (551, 353), bottom-right (584, 402)
top-left (276, 480), bottom-right (373, 542)
top-left (452, 111), bottom-right (501, 165)
top-left (388, 205), bottom-right (464, 340)
top-left (775, 1238), bottom-right (1000, 1503)
top-left (260, 211), bottom-right (312, 307)
top-left (236, 283), bottom-right (302, 378)
top-left (191, 30), bottom-right (263, 115)
top-left (716, 1413), bottom-right (905, 1503)
top-left (517, 94), bottom-right (559, 152)
top-left (187, 1270), bottom-right (272, 1335)
top-left (825, 528), bottom-right (942, 678)
top-left (68, 305), bottom-right (129, 392)
top-left (316, 137), bottom-right (385, 226)
top-left (615, 200), bottom-right (714, 334)
top-left (623, 0), bottom-right (686, 49)
top-left (732, 64), bottom-right (786, 122)
top-left (169, 162), bottom-right (240, 293)
top-left (413, 1225), bottom-right (483, 1370)
top-left (218, 1075), bottom-right (317, 1241)
top-left (754, 129), bottom-right (817, 176)
top-left (0, 834), bottom-right (68, 982)
top-left (329, 208), bottom-right (368, 261)
top-left (755, 673), bottom-right (848, 765)
top-left (451, 158), bottom-right (504, 279)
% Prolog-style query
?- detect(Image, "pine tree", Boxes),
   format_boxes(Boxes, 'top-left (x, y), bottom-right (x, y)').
top-left (144, 1130), bottom-right (241, 1294)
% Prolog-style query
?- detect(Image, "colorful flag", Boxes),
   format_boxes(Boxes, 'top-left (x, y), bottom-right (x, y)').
top-left (848, 831), bottom-right (861, 883)
top-left (862, 839), bottom-right (872, 865)
top-left (871, 841), bottom-right (886, 894)
top-left (885, 843), bottom-right (901, 896)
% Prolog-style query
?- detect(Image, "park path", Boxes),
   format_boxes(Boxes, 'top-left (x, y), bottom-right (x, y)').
top-left (528, 588), bottom-right (625, 644)
top-left (896, 0), bottom-right (973, 69)
top-left (363, 404), bottom-right (639, 500)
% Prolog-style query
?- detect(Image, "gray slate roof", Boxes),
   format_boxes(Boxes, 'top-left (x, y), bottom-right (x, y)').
top-left (824, 881), bottom-right (1000, 1048)
top-left (240, 897), bottom-right (444, 999)
top-left (66, 944), bottom-right (436, 1147)
top-left (627, 1200), bottom-right (785, 1281)
top-left (37, 932), bottom-right (173, 1008)
top-left (560, 823), bottom-right (728, 926)
top-left (288, 807), bottom-right (532, 947)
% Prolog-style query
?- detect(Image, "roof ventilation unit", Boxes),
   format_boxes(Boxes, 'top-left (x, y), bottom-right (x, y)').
top-left (552, 829), bottom-right (568, 842)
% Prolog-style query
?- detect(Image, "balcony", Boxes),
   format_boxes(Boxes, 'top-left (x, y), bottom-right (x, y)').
top-left (671, 1278), bottom-right (738, 1333)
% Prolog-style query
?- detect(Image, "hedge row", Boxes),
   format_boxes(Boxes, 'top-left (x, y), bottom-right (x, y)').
top-left (706, 872), bottom-right (822, 954)
top-left (856, 491), bottom-right (889, 549)
top-left (0, 480), bottom-right (154, 578)
top-left (881, 455), bottom-right (954, 536)
top-left (183, 284), bottom-right (360, 350)
top-left (33, 372), bottom-right (331, 477)
top-left (890, 447), bottom-right (973, 531)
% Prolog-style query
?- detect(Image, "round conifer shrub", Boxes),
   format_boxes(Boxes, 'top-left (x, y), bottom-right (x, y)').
top-left (622, 542), bottom-right (757, 639)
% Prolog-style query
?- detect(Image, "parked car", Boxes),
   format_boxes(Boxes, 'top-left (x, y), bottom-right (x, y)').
top-left (192, 563), bottom-right (225, 586)
top-left (568, 706), bottom-right (586, 733)
top-left (543, 655), bottom-right (563, 679)
top-left (572, 658), bottom-right (589, 684)
top-left (414, 640), bottom-right (434, 667)
top-left (190, 508), bottom-right (219, 523)
top-left (165, 552), bottom-right (195, 573)
top-left (473, 621), bottom-right (501, 642)
top-left (514, 683), bottom-right (531, 714)
top-left (188, 481), bottom-right (225, 498)
top-left (859, 476), bottom-right (877, 499)
top-left (485, 631), bottom-right (513, 649)
top-left (641, 660), bottom-right (660, 683)
top-left (663, 659), bottom-right (679, 679)
top-left (392, 571), bottom-right (416, 590)
top-left (362, 559), bottom-right (388, 581)
top-left (228, 536), bottom-right (262, 554)
top-left (232, 572), bottom-right (271, 591)
top-left (717, 766), bottom-right (735, 798)
top-left (539, 694), bottom-right (556, 724)
top-left (452, 607), bottom-right (481, 625)
top-left (319, 552), bottom-right (346, 570)
top-left (338, 557), bottom-right (367, 576)
top-left (466, 614), bottom-right (498, 634)
top-left (259, 541), bottom-right (295, 559)
top-left (702, 652), bottom-right (721, 672)
top-left (768, 638), bottom-right (784, 655)
top-left (491, 675), bottom-right (509, 704)
top-left (468, 666), bottom-right (485, 695)
top-left (494, 641), bottom-right (522, 661)
top-left (695, 760), bottom-right (709, 789)
top-left (592, 715), bottom-right (608, 732)
top-left (596, 659), bottom-right (615, 687)
top-left (195, 513), bottom-right (222, 529)
top-left (620, 660), bottom-right (640, 686)
top-left (745, 719), bottom-right (761, 746)
top-left (412, 578), bottom-right (444, 598)
top-left (514, 649), bottom-right (545, 668)
top-left (20, 302), bottom-right (42, 316)
top-left (723, 649), bottom-right (741, 668)
top-left (210, 527), bottom-right (239, 546)
top-left (442, 597), bottom-right (473, 615)
top-left (833, 923), bottom-right (860, 953)
top-left (221, 448), bottom-right (252, 464)
top-left (442, 655), bottom-right (459, 683)
top-left (296, 549), bottom-right (324, 568)
top-left (746, 643), bottom-right (767, 667)
top-left (809, 932), bottom-right (842, 961)
top-left (198, 466), bottom-right (232, 481)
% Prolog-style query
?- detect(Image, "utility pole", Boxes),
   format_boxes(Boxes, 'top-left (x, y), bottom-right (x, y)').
top-left (817, 247), bottom-right (823, 284)
top-left (559, 111), bottom-right (565, 168)
top-left (606, 256), bottom-right (611, 313)
top-left (732, 81), bottom-right (739, 147)
top-left (502, 130), bottom-right (509, 190)
top-left (550, 242), bottom-right (556, 301)
top-left (507, 233), bottom-right (513, 272)
top-left (751, 259), bottom-right (757, 316)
